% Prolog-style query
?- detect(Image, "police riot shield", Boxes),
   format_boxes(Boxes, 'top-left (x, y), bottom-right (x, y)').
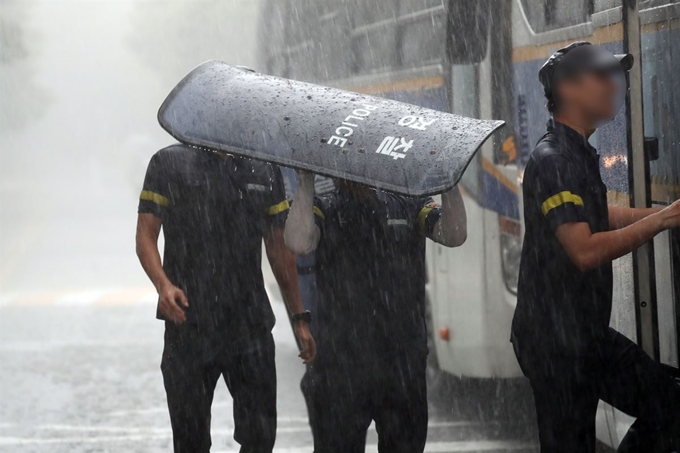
top-left (158, 61), bottom-right (504, 196)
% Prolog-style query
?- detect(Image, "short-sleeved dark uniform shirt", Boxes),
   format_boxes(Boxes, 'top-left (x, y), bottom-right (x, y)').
top-left (138, 144), bottom-right (289, 340)
top-left (512, 120), bottom-right (613, 358)
top-left (312, 189), bottom-right (442, 367)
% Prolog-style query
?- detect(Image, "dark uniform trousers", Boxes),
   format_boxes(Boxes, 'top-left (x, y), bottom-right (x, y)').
top-left (161, 328), bottom-right (277, 453)
top-left (514, 328), bottom-right (680, 453)
top-left (302, 355), bottom-right (428, 453)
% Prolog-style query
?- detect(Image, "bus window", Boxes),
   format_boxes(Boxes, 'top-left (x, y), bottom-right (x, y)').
top-left (399, 0), bottom-right (445, 15)
top-left (267, 55), bottom-right (289, 79)
top-left (352, 28), bottom-right (398, 74)
top-left (519, 0), bottom-right (593, 33)
top-left (351, 0), bottom-right (396, 27)
top-left (447, 0), bottom-right (488, 64)
top-left (284, 0), bottom-right (324, 81)
top-left (350, 0), bottom-right (398, 74)
top-left (259, 0), bottom-right (290, 75)
top-left (316, 6), bottom-right (353, 82)
top-left (400, 9), bottom-right (447, 67)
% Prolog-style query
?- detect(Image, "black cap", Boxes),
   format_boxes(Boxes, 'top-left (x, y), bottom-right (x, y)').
top-left (539, 41), bottom-right (634, 111)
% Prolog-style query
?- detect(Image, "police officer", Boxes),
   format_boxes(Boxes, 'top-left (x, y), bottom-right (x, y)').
top-left (511, 42), bottom-right (680, 452)
top-left (135, 144), bottom-right (316, 453)
top-left (284, 173), bottom-right (467, 452)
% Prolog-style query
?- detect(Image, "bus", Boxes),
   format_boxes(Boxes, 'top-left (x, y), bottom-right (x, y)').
top-left (258, 0), bottom-right (679, 447)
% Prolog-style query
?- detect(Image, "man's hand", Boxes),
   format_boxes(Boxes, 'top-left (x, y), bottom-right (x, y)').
top-left (294, 320), bottom-right (316, 364)
top-left (656, 200), bottom-right (680, 230)
top-left (158, 282), bottom-right (189, 324)
top-left (137, 213), bottom-right (188, 323)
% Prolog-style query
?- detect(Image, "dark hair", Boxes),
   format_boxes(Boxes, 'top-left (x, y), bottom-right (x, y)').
top-left (546, 92), bottom-right (558, 114)
top-left (540, 41), bottom-right (591, 115)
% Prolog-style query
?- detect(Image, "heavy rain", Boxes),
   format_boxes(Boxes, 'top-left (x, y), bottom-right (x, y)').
top-left (1, 1), bottom-right (679, 452)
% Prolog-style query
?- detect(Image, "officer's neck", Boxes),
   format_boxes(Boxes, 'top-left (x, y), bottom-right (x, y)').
top-left (553, 112), bottom-right (596, 139)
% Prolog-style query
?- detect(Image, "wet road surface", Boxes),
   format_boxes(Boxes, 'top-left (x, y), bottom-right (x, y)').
top-left (0, 284), bottom-right (539, 453)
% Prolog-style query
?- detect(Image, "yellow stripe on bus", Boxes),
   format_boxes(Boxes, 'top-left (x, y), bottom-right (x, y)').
top-left (651, 182), bottom-right (680, 202)
top-left (348, 74), bottom-right (444, 95)
top-left (481, 157), bottom-right (520, 195)
top-left (642, 18), bottom-right (680, 33)
top-left (608, 182), bottom-right (679, 207)
top-left (513, 19), bottom-right (679, 63)
top-left (513, 23), bottom-right (624, 63)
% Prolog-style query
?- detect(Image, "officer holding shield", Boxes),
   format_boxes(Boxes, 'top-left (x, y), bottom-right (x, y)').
top-left (285, 174), bottom-right (467, 452)
top-left (511, 42), bottom-right (680, 452)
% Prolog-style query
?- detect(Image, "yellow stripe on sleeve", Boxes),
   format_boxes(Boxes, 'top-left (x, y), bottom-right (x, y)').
top-left (139, 190), bottom-right (169, 207)
top-left (266, 200), bottom-right (290, 216)
top-left (313, 206), bottom-right (325, 220)
top-left (417, 206), bottom-right (434, 235)
top-left (541, 191), bottom-right (584, 216)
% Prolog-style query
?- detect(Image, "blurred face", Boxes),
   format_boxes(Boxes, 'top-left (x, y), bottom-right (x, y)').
top-left (557, 70), bottom-right (621, 124)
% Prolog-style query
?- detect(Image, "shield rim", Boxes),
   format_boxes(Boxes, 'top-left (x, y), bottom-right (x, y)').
top-left (158, 61), bottom-right (505, 197)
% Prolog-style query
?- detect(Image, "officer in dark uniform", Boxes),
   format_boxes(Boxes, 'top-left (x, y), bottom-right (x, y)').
top-left (512, 42), bottom-right (680, 452)
top-left (285, 173), bottom-right (467, 452)
top-left (135, 144), bottom-right (316, 453)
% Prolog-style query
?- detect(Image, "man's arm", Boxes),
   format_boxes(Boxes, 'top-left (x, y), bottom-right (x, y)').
top-left (135, 213), bottom-right (188, 323)
top-left (284, 171), bottom-right (320, 255)
top-left (608, 205), bottom-right (662, 230)
top-left (430, 186), bottom-right (467, 247)
top-left (264, 226), bottom-right (316, 364)
top-left (556, 200), bottom-right (680, 271)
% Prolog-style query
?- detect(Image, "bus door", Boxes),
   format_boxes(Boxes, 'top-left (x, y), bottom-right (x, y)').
top-left (627, 0), bottom-right (680, 371)
top-left (640, 1), bottom-right (680, 371)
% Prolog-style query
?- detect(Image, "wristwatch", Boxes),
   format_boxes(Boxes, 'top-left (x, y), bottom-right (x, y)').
top-left (291, 310), bottom-right (312, 324)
